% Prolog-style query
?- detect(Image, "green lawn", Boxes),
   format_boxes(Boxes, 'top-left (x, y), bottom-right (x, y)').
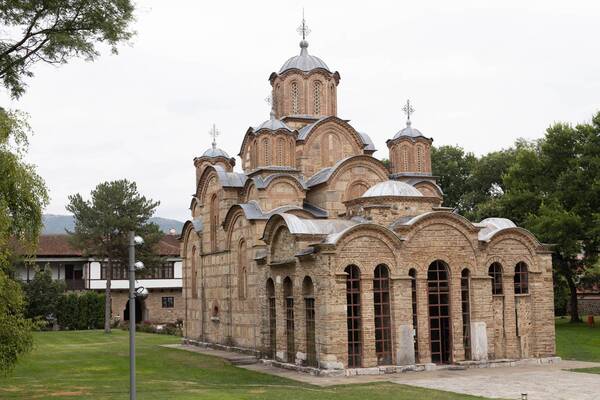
top-left (555, 316), bottom-right (600, 374)
top-left (0, 330), bottom-right (487, 400)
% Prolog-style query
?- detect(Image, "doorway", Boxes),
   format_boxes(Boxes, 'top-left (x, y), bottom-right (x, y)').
top-left (428, 260), bottom-right (452, 364)
top-left (123, 297), bottom-right (144, 324)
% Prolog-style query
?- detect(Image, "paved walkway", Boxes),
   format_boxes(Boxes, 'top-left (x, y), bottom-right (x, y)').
top-left (164, 345), bottom-right (600, 399)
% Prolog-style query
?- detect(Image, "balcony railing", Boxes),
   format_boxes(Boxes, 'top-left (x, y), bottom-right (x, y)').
top-left (65, 279), bottom-right (85, 290)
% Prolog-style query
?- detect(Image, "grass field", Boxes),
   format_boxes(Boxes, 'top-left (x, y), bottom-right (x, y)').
top-left (555, 316), bottom-right (600, 374)
top-left (0, 330), bottom-right (488, 400)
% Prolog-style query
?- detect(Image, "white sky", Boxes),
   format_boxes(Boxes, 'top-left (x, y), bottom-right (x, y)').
top-left (2, 0), bottom-right (600, 221)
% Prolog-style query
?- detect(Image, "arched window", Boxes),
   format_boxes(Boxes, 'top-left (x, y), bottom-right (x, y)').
top-left (461, 268), bottom-right (471, 360)
top-left (488, 262), bottom-right (503, 295)
top-left (514, 262), bottom-right (529, 294)
top-left (276, 137), bottom-right (285, 166)
top-left (276, 84), bottom-right (282, 115)
top-left (191, 246), bottom-right (197, 299)
top-left (283, 277), bottom-right (295, 363)
top-left (428, 260), bottom-right (451, 364)
top-left (373, 264), bottom-right (392, 365)
top-left (302, 276), bottom-right (316, 367)
top-left (417, 145), bottom-right (424, 172)
top-left (238, 240), bottom-right (247, 299)
top-left (402, 146), bottom-right (409, 172)
top-left (409, 268), bottom-right (418, 361)
top-left (262, 137), bottom-right (270, 165)
top-left (252, 141), bottom-right (258, 169)
top-left (291, 82), bottom-right (299, 114)
top-left (210, 194), bottom-right (218, 252)
top-left (267, 278), bottom-right (276, 358)
top-left (313, 81), bottom-right (322, 115)
top-left (345, 265), bottom-right (362, 367)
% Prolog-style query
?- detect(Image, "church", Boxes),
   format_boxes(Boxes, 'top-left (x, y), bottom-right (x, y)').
top-left (179, 20), bottom-right (555, 372)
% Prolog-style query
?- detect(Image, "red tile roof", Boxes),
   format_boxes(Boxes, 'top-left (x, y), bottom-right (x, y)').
top-left (32, 234), bottom-right (180, 257)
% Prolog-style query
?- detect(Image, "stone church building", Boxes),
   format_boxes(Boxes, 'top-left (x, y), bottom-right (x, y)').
top-left (180, 26), bottom-right (555, 371)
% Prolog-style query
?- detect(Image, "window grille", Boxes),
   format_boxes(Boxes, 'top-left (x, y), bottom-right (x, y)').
top-left (313, 81), bottom-right (321, 115)
top-left (514, 262), bottom-right (529, 294)
top-left (488, 263), bottom-right (503, 295)
top-left (291, 82), bottom-right (299, 114)
top-left (345, 265), bottom-right (362, 367)
top-left (373, 265), bottom-right (392, 365)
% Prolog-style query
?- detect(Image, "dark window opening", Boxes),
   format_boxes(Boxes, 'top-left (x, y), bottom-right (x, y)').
top-left (488, 262), bottom-right (504, 295)
top-left (461, 269), bottom-right (471, 360)
top-left (428, 260), bottom-right (452, 364)
top-left (514, 262), bottom-right (529, 294)
top-left (162, 296), bottom-right (174, 308)
top-left (373, 264), bottom-right (392, 365)
top-left (409, 268), bottom-right (419, 361)
top-left (345, 265), bottom-right (362, 368)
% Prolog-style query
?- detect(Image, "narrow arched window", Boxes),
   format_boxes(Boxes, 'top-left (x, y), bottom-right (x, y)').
top-left (276, 137), bottom-right (285, 166)
top-left (313, 81), bottom-right (322, 115)
top-left (267, 278), bottom-right (276, 358)
top-left (291, 82), bottom-right (299, 114)
top-left (427, 260), bottom-right (451, 364)
top-left (238, 239), bottom-right (247, 299)
top-left (409, 268), bottom-right (418, 361)
top-left (262, 137), bottom-right (270, 165)
top-left (302, 276), bottom-right (316, 367)
top-left (373, 264), bottom-right (392, 365)
top-left (514, 262), bottom-right (529, 294)
top-left (345, 265), bottom-right (362, 367)
top-left (191, 246), bottom-right (197, 299)
top-left (210, 194), bottom-right (218, 252)
top-left (488, 262), bottom-right (503, 295)
top-left (461, 268), bottom-right (471, 360)
top-left (417, 145), bottom-right (424, 172)
top-left (283, 277), bottom-right (295, 363)
top-left (402, 146), bottom-right (409, 172)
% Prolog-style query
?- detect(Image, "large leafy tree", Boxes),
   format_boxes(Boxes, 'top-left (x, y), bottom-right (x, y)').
top-left (431, 145), bottom-right (477, 213)
top-left (66, 180), bottom-right (161, 333)
top-left (0, 0), bottom-right (135, 99)
top-left (493, 113), bottom-right (600, 322)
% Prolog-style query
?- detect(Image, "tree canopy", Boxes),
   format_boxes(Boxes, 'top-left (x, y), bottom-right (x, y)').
top-left (0, 0), bottom-right (135, 98)
top-left (66, 179), bottom-right (161, 332)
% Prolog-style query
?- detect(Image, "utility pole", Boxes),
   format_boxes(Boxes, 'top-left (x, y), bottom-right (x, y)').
top-left (128, 231), bottom-right (136, 400)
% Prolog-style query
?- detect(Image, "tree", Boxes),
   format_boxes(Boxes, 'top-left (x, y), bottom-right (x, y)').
top-left (66, 180), bottom-right (161, 333)
top-left (0, 269), bottom-right (33, 374)
top-left (498, 113), bottom-right (600, 322)
top-left (431, 145), bottom-right (477, 213)
top-left (23, 265), bottom-right (65, 322)
top-left (0, 0), bottom-right (135, 99)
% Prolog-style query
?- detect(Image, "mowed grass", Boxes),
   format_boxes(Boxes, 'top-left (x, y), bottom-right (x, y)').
top-left (0, 330), bottom-right (488, 400)
top-left (556, 316), bottom-right (600, 374)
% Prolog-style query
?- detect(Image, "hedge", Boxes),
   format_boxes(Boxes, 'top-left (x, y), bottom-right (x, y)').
top-left (56, 292), bottom-right (105, 330)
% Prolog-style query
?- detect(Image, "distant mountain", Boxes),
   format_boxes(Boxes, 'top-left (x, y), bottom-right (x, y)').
top-left (42, 214), bottom-right (184, 235)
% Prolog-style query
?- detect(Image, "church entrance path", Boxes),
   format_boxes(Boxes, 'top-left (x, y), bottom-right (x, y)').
top-left (390, 360), bottom-right (600, 400)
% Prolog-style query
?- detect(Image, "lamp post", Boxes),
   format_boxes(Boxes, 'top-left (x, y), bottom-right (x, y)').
top-left (128, 231), bottom-right (145, 400)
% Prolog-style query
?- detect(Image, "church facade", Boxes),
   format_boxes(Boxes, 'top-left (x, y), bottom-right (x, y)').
top-left (180, 28), bottom-right (555, 371)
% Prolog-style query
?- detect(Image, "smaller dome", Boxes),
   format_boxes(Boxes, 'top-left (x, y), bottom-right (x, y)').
top-left (279, 41), bottom-right (330, 73)
top-left (254, 118), bottom-right (292, 132)
top-left (393, 121), bottom-right (427, 140)
top-left (362, 180), bottom-right (423, 198)
top-left (202, 147), bottom-right (230, 159)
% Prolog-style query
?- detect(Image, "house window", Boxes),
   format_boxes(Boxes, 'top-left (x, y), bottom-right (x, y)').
top-left (162, 296), bottom-right (174, 308)
top-left (210, 194), bottom-right (219, 252)
top-left (101, 263), bottom-right (128, 280)
top-left (191, 246), bottom-right (198, 299)
top-left (417, 145), bottom-right (424, 172)
top-left (262, 137), bottom-right (270, 165)
top-left (267, 278), bottom-right (276, 358)
top-left (303, 276), bottom-right (316, 367)
top-left (238, 240), bottom-right (247, 299)
top-left (461, 268), bottom-right (471, 360)
top-left (402, 146), bottom-right (409, 172)
top-left (514, 262), bottom-right (529, 294)
top-left (488, 262), bottom-right (503, 295)
top-left (283, 277), bottom-right (295, 363)
top-left (276, 137), bottom-right (285, 166)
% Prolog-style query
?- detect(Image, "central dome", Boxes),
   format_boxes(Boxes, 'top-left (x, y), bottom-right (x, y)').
top-left (362, 180), bottom-right (423, 197)
top-left (279, 40), bottom-right (330, 73)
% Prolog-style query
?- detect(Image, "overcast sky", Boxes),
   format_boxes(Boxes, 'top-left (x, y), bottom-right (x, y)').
top-left (3, 0), bottom-right (600, 222)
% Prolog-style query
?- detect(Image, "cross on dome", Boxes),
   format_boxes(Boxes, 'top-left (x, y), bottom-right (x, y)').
top-left (209, 123), bottom-right (219, 149)
top-left (402, 99), bottom-right (415, 126)
top-left (297, 9), bottom-right (311, 40)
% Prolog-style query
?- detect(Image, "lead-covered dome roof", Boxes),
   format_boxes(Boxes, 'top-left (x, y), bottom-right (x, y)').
top-left (392, 121), bottom-right (428, 140)
top-left (279, 40), bottom-right (330, 73)
top-left (362, 180), bottom-right (423, 197)
top-left (202, 147), bottom-right (230, 158)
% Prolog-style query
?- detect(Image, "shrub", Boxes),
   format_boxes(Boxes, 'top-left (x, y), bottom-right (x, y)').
top-left (56, 292), bottom-right (104, 330)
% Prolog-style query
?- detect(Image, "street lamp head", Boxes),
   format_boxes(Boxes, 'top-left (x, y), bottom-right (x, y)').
top-left (134, 261), bottom-right (145, 270)
top-left (135, 286), bottom-right (149, 299)
top-left (133, 235), bottom-right (144, 246)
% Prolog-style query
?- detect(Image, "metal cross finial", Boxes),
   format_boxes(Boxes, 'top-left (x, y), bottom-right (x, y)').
top-left (297, 9), bottom-right (311, 40)
top-left (209, 123), bottom-right (219, 149)
top-left (402, 99), bottom-right (415, 122)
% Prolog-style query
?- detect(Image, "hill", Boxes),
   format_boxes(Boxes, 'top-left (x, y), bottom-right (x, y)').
top-left (42, 214), bottom-right (184, 235)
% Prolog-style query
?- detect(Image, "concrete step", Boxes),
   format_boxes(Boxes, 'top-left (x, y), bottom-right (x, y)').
top-left (230, 357), bottom-right (259, 365)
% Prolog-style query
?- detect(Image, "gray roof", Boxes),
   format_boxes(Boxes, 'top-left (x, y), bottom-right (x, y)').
top-left (254, 116), bottom-right (292, 132)
top-left (279, 40), bottom-right (330, 73)
top-left (275, 213), bottom-right (356, 235)
top-left (362, 180), bottom-right (423, 198)
top-left (297, 117), bottom-right (375, 152)
top-left (234, 201), bottom-right (329, 222)
top-left (191, 218), bottom-right (203, 233)
top-left (477, 217), bottom-right (517, 241)
top-left (305, 157), bottom-right (350, 187)
top-left (359, 132), bottom-right (376, 151)
top-left (251, 173), bottom-right (307, 190)
top-left (202, 146), bottom-right (230, 158)
top-left (392, 121), bottom-right (429, 140)
top-left (213, 165), bottom-right (247, 187)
